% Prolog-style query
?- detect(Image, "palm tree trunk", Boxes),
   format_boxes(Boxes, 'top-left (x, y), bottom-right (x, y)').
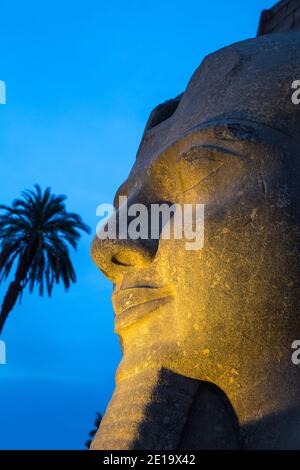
top-left (0, 254), bottom-right (30, 335)
top-left (0, 280), bottom-right (22, 334)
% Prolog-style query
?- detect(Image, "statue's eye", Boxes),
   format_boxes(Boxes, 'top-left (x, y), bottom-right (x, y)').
top-left (178, 146), bottom-right (224, 192)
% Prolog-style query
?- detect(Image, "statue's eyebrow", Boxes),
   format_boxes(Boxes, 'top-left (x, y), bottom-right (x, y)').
top-left (178, 144), bottom-right (244, 161)
top-left (187, 121), bottom-right (260, 143)
top-left (166, 122), bottom-right (260, 156)
top-left (156, 125), bottom-right (250, 164)
top-left (186, 118), bottom-right (293, 145)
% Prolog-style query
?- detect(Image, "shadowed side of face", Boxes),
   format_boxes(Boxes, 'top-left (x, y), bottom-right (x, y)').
top-left (92, 31), bottom-right (300, 423)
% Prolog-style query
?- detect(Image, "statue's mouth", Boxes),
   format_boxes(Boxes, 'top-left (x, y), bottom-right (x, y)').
top-left (112, 286), bottom-right (174, 332)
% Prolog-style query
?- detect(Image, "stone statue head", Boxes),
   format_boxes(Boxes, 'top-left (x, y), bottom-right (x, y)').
top-left (91, 26), bottom-right (300, 449)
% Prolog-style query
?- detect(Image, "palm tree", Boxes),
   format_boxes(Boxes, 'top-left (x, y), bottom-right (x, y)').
top-left (85, 412), bottom-right (102, 449)
top-left (0, 185), bottom-right (90, 334)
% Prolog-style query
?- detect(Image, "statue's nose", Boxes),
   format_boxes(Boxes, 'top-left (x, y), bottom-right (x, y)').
top-left (91, 207), bottom-right (159, 283)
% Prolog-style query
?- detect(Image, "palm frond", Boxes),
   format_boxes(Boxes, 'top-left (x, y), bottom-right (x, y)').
top-left (0, 185), bottom-right (90, 300)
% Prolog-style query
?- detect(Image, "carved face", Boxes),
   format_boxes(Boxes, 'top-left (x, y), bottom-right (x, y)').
top-left (91, 32), bottom-right (300, 426)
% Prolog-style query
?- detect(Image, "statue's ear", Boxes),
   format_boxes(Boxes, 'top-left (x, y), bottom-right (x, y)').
top-left (145, 93), bottom-right (183, 131)
top-left (257, 0), bottom-right (300, 36)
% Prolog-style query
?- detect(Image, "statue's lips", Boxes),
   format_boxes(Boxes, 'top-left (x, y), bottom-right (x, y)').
top-left (112, 286), bottom-right (173, 331)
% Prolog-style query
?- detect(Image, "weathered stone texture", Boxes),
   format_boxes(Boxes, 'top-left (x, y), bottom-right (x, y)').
top-left (258, 0), bottom-right (300, 35)
top-left (90, 0), bottom-right (300, 450)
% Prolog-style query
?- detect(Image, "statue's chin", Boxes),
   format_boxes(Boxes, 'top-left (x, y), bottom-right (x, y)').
top-left (90, 367), bottom-right (240, 450)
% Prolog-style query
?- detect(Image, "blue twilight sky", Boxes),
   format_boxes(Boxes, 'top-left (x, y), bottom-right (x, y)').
top-left (0, 0), bottom-right (275, 449)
